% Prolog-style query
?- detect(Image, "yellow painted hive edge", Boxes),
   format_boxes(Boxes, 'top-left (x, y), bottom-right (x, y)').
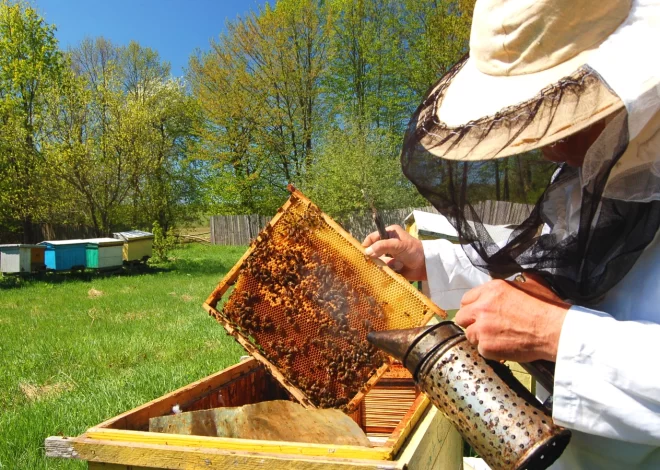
top-left (46, 436), bottom-right (400, 470)
top-left (85, 428), bottom-right (395, 461)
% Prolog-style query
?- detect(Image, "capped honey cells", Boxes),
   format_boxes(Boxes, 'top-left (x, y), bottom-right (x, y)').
top-left (204, 187), bottom-right (445, 412)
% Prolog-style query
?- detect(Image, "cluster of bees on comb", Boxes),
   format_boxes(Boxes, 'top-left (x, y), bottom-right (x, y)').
top-left (218, 200), bottom-right (391, 410)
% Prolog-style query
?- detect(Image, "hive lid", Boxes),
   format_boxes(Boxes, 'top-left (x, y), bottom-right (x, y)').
top-left (84, 238), bottom-right (125, 247)
top-left (112, 230), bottom-right (154, 241)
top-left (203, 186), bottom-right (445, 413)
top-left (39, 240), bottom-right (88, 247)
top-left (404, 210), bottom-right (515, 243)
top-left (0, 244), bottom-right (43, 249)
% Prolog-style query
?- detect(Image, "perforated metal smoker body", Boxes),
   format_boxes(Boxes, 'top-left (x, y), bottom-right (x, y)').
top-left (204, 187), bottom-right (444, 412)
top-left (417, 328), bottom-right (571, 470)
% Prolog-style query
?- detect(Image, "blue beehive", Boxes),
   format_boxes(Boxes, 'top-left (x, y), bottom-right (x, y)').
top-left (39, 240), bottom-right (88, 271)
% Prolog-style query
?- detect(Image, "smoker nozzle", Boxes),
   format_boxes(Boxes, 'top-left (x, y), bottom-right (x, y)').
top-left (367, 322), bottom-right (464, 377)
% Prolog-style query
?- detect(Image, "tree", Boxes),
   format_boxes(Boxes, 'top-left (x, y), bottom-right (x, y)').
top-left (398, 0), bottom-right (475, 96)
top-left (46, 38), bottom-right (200, 236)
top-left (189, 0), bottom-right (330, 215)
top-left (324, 0), bottom-right (409, 132)
top-left (304, 115), bottom-right (425, 219)
top-left (0, 0), bottom-right (64, 242)
top-left (130, 77), bottom-right (201, 232)
top-left (190, 0), bottom-right (478, 217)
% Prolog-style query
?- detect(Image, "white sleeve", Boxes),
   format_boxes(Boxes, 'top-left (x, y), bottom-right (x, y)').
top-left (553, 306), bottom-right (660, 446)
top-left (422, 239), bottom-right (492, 310)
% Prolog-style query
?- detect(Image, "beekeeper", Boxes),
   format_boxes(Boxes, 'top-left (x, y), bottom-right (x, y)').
top-left (363, 0), bottom-right (660, 468)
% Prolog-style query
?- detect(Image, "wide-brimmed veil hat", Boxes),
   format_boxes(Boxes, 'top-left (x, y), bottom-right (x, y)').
top-left (401, 0), bottom-right (660, 303)
top-left (406, 0), bottom-right (659, 162)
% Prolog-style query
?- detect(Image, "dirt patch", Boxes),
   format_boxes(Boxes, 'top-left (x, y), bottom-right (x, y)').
top-left (124, 311), bottom-right (147, 321)
top-left (168, 292), bottom-right (177, 296)
top-left (88, 288), bottom-right (104, 298)
top-left (181, 294), bottom-right (194, 302)
top-left (19, 381), bottom-right (74, 401)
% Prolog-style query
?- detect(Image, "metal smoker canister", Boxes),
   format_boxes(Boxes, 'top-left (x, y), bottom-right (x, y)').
top-left (368, 322), bottom-right (571, 470)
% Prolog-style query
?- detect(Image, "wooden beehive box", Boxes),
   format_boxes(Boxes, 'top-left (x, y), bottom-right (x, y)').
top-left (40, 240), bottom-right (88, 271)
top-left (113, 230), bottom-right (154, 263)
top-left (45, 358), bottom-right (463, 469)
top-left (84, 238), bottom-right (124, 269)
top-left (0, 244), bottom-right (45, 273)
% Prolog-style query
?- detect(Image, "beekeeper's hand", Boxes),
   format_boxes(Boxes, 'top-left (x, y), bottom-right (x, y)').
top-left (454, 277), bottom-right (570, 363)
top-left (362, 225), bottom-right (427, 281)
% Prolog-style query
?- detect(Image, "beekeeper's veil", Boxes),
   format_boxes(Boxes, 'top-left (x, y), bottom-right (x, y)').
top-left (402, 0), bottom-right (660, 302)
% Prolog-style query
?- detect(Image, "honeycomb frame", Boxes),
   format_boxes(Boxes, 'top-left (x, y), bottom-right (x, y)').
top-left (203, 185), bottom-right (445, 413)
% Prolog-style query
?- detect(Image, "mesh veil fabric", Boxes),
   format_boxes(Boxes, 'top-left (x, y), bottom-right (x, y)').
top-left (402, 58), bottom-right (660, 303)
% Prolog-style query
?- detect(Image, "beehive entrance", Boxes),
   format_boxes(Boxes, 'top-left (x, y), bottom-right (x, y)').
top-left (204, 186), bottom-right (444, 412)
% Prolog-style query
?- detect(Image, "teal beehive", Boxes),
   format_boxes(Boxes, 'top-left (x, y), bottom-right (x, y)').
top-left (84, 238), bottom-right (124, 269)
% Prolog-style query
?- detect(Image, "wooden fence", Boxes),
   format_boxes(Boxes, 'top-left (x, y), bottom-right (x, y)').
top-left (0, 223), bottom-right (98, 244)
top-left (472, 200), bottom-right (533, 227)
top-left (210, 201), bottom-right (533, 246)
top-left (210, 214), bottom-right (272, 246)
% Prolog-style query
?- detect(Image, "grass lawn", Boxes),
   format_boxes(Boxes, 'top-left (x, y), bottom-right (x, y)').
top-left (0, 244), bottom-right (246, 469)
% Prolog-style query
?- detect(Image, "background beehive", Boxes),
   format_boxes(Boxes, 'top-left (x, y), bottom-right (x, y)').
top-left (204, 186), bottom-right (444, 412)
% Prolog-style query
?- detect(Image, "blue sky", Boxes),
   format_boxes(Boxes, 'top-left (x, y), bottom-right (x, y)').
top-left (34, 0), bottom-right (269, 76)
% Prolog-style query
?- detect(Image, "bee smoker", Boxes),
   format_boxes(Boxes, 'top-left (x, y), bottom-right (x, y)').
top-left (367, 322), bottom-right (571, 470)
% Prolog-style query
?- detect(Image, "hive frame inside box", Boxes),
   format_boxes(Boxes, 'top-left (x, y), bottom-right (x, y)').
top-left (203, 186), bottom-right (443, 413)
top-left (46, 358), bottom-right (450, 466)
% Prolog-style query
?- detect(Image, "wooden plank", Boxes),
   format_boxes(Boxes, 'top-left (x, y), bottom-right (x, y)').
top-left (383, 395), bottom-right (429, 457)
top-left (95, 358), bottom-right (261, 431)
top-left (89, 463), bottom-right (156, 470)
top-left (83, 428), bottom-right (393, 460)
top-left (46, 437), bottom-right (398, 470)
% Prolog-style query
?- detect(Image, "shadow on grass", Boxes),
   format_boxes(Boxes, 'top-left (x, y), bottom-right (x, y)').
top-left (0, 264), bottom-right (172, 290)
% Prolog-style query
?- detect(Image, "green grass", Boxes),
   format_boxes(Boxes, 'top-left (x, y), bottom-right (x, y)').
top-left (0, 244), bottom-right (246, 469)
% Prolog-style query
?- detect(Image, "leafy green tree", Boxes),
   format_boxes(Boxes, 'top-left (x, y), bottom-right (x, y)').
top-left (189, 0), bottom-right (330, 215)
top-left (0, 0), bottom-right (64, 241)
top-left (398, 0), bottom-right (475, 96)
top-left (191, 0), bottom-right (477, 217)
top-left (129, 77), bottom-right (202, 232)
top-left (304, 115), bottom-right (425, 220)
top-left (324, 0), bottom-right (410, 132)
top-left (45, 38), bottom-right (200, 236)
